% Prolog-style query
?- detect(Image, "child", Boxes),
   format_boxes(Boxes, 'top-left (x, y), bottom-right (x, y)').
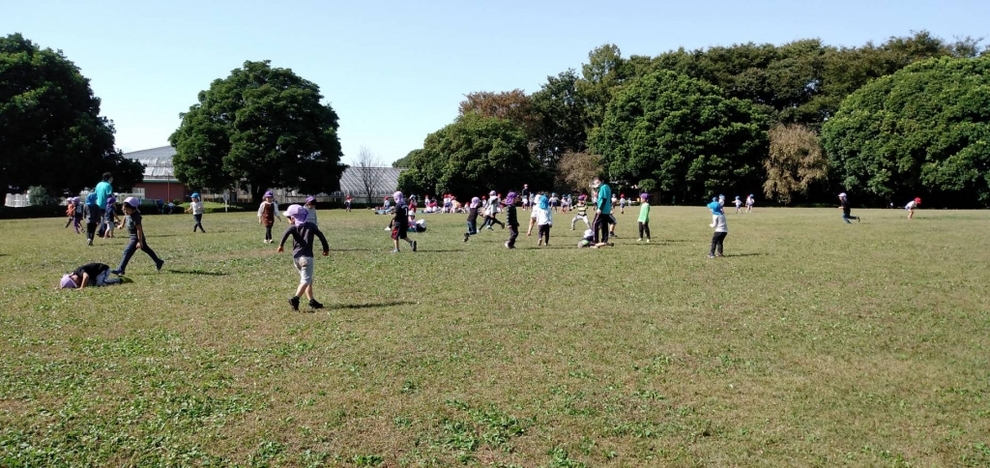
top-left (571, 194), bottom-right (591, 230)
top-left (111, 197), bottom-right (165, 275)
top-left (73, 197), bottom-right (83, 232)
top-left (745, 194), bottom-right (755, 213)
top-left (257, 191), bottom-right (281, 243)
top-left (58, 262), bottom-right (123, 289)
top-left (549, 193), bottom-right (560, 213)
top-left (64, 197), bottom-right (77, 230)
top-left (526, 194), bottom-right (553, 246)
top-left (102, 194), bottom-right (118, 239)
top-left (905, 197), bottom-right (921, 219)
top-left (277, 204), bottom-right (330, 311)
top-left (838, 193), bottom-right (860, 223)
top-left (186, 192), bottom-right (206, 232)
top-left (84, 193), bottom-right (101, 246)
top-left (504, 192), bottom-right (519, 249)
top-left (482, 190), bottom-right (505, 230)
top-left (304, 196), bottom-right (319, 227)
top-left (707, 199), bottom-right (728, 258)
top-left (578, 229), bottom-right (611, 248)
top-left (637, 193), bottom-right (651, 242)
top-left (619, 194), bottom-right (627, 214)
top-left (390, 191), bottom-right (417, 253)
top-left (733, 196), bottom-right (742, 214)
top-left (463, 197), bottom-right (480, 242)
top-left (344, 195), bottom-right (352, 212)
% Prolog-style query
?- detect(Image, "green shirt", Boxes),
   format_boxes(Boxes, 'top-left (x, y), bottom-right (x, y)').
top-left (638, 202), bottom-right (650, 223)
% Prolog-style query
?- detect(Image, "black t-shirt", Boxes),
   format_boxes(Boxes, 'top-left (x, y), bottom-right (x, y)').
top-left (467, 207), bottom-right (479, 223)
top-left (394, 205), bottom-right (408, 227)
top-left (506, 205), bottom-right (518, 227)
top-left (126, 211), bottom-right (143, 236)
top-left (74, 263), bottom-right (109, 285)
top-left (840, 199), bottom-right (851, 211)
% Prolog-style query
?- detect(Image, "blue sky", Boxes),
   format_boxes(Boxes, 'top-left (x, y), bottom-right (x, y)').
top-left (3, 0), bottom-right (988, 165)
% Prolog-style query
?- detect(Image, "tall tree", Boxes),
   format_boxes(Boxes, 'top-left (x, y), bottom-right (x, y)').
top-left (822, 56), bottom-right (990, 207)
top-left (555, 151), bottom-right (601, 195)
top-left (763, 124), bottom-right (828, 205)
top-left (392, 149), bottom-right (419, 168)
top-left (355, 146), bottom-right (387, 203)
top-left (169, 60), bottom-right (345, 203)
top-left (576, 44), bottom-right (629, 130)
top-left (530, 70), bottom-right (588, 168)
top-left (0, 33), bottom-right (143, 195)
top-left (458, 89), bottom-right (537, 135)
top-left (590, 70), bottom-right (770, 203)
top-left (397, 113), bottom-right (547, 199)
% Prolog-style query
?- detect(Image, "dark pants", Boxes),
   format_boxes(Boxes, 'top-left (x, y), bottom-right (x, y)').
top-left (593, 213), bottom-right (610, 243)
top-left (507, 225), bottom-right (518, 247)
top-left (86, 222), bottom-right (98, 241)
top-left (710, 232), bottom-right (728, 256)
top-left (466, 220), bottom-right (477, 235)
top-left (116, 235), bottom-right (162, 274)
top-left (538, 224), bottom-right (550, 245)
top-left (265, 225), bottom-right (273, 241)
top-left (842, 209), bottom-right (858, 223)
top-left (193, 214), bottom-right (205, 232)
top-left (638, 221), bottom-right (651, 239)
top-left (484, 215), bottom-right (504, 229)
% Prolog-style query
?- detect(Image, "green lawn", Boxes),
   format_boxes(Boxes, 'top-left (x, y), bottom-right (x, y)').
top-left (1, 207), bottom-right (988, 467)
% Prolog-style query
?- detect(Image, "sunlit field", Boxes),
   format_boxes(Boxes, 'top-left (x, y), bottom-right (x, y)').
top-left (1, 206), bottom-right (988, 467)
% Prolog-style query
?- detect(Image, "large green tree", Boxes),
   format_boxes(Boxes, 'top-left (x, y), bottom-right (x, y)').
top-left (530, 69), bottom-right (588, 168)
top-left (169, 60), bottom-right (344, 203)
top-left (397, 113), bottom-right (547, 198)
top-left (821, 56), bottom-right (990, 206)
top-left (590, 70), bottom-right (770, 203)
top-left (0, 33), bottom-right (143, 195)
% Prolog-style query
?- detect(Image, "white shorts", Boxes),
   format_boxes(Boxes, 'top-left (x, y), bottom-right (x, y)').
top-left (293, 256), bottom-right (314, 285)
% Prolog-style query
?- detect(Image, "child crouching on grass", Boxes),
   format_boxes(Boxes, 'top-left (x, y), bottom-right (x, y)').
top-left (59, 262), bottom-right (123, 289)
top-left (278, 204), bottom-right (329, 311)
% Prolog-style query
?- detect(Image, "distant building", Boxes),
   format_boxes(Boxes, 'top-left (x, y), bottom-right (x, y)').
top-left (335, 167), bottom-right (405, 204)
top-left (124, 146), bottom-right (186, 202)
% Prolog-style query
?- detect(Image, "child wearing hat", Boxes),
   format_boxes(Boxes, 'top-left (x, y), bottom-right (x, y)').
top-left (707, 199), bottom-right (728, 258)
top-left (464, 197), bottom-right (481, 242)
top-left (504, 192), bottom-right (519, 249)
top-left (570, 194), bottom-right (590, 230)
top-left (481, 190), bottom-right (504, 230)
top-left (278, 204), bottom-right (330, 311)
top-left (745, 194), bottom-right (755, 213)
top-left (527, 193), bottom-right (553, 246)
top-left (733, 196), bottom-right (742, 214)
top-left (257, 191), bottom-right (282, 243)
top-left (304, 196), bottom-right (319, 227)
top-left (102, 194), bottom-right (118, 239)
top-left (389, 191), bottom-right (417, 253)
top-left (838, 193), bottom-right (860, 223)
top-left (59, 262), bottom-right (123, 289)
top-left (111, 197), bottom-right (165, 275)
top-left (84, 193), bottom-right (101, 246)
top-left (905, 197), bottom-right (921, 219)
top-left (637, 193), bottom-right (651, 242)
top-left (186, 192), bottom-right (206, 232)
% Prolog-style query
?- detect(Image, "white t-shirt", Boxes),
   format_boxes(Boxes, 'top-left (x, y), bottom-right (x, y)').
top-left (191, 201), bottom-right (204, 215)
top-left (905, 200), bottom-right (917, 209)
top-left (531, 207), bottom-right (552, 226)
top-left (713, 214), bottom-right (728, 233)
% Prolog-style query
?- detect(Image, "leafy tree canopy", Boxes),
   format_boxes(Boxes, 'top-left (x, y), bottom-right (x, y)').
top-left (821, 56), bottom-right (990, 206)
top-left (392, 149), bottom-right (419, 168)
top-left (590, 70), bottom-right (770, 203)
top-left (0, 33), bottom-right (143, 195)
top-left (169, 60), bottom-right (344, 202)
top-left (397, 113), bottom-right (548, 199)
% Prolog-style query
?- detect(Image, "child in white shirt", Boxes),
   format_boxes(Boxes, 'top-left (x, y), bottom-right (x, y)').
top-left (186, 192), bottom-right (205, 233)
top-left (527, 194), bottom-right (553, 246)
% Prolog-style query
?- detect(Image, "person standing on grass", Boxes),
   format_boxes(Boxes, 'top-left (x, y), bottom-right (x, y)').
top-left (84, 193), bottom-right (101, 246)
top-left (257, 191), bottom-right (281, 244)
top-left (390, 191), bottom-right (417, 253)
top-left (481, 190), bottom-right (505, 230)
top-left (304, 196), bottom-right (319, 227)
top-left (111, 197), bottom-right (165, 275)
top-left (102, 194), bottom-right (118, 239)
top-left (745, 194), bottom-right (755, 213)
top-left (520, 184), bottom-right (530, 210)
top-left (526, 193), bottom-right (553, 246)
top-left (504, 191), bottom-right (519, 249)
top-left (570, 194), bottom-right (591, 230)
top-left (838, 193), bottom-right (860, 223)
top-left (59, 262), bottom-right (123, 289)
top-left (733, 196), bottom-right (742, 214)
top-left (94, 172), bottom-right (113, 221)
top-left (463, 197), bottom-right (480, 242)
top-left (344, 195), bottom-right (353, 212)
top-left (905, 197), bottom-right (921, 219)
top-left (186, 192), bottom-right (206, 232)
top-left (64, 197), bottom-right (77, 230)
top-left (637, 193), bottom-right (652, 243)
top-left (591, 177), bottom-right (612, 244)
top-left (707, 199), bottom-right (728, 258)
top-left (278, 204), bottom-right (330, 311)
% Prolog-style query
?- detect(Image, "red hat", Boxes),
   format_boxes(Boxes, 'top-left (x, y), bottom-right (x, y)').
top-left (914, 197), bottom-right (922, 204)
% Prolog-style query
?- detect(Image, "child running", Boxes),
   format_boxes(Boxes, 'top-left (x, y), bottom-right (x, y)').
top-left (64, 197), bottom-right (78, 231)
top-left (111, 197), bottom-right (165, 275)
top-left (637, 193), bottom-right (651, 242)
top-left (527, 193), bottom-right (553, 246)
top-left (186, 192), bottom-right (206, 232)
top-left (733, 196), bottom-right (742, 214)
top-left (277, 204), bottom-right (330, 311)
top-left (838, 193), bottom-right (860, 223)
top-left (504, 191), bottom-right (519, 249)
top-left (390, 191), bottom-right (417, 253)
top-left (463, 197), bottom-right (480, 242)
top-left (745, 194), bottom-right (755, 213)
top-left (482, 190), bottom-right (505, 230)
top-left (707, 199), bottom-right (728, 258)
top-left (257, 191), bottom-right (282, 243)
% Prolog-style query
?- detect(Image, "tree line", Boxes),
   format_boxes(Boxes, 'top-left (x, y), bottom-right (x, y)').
top-left (397, 32), bottom-right (990, 207)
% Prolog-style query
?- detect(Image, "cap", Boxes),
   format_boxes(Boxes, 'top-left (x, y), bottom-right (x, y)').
top-left (839, 192), bottom-right (847, 198)
top-left (489, 190), bottom-right (496, 196)
top-left (504, 192), bottom-right (517, 204)
top-left (640, 193), bottom-right (649, 201)
top-left (123, 197), bottom-right (139, 208)
top-left (578, 194), bottom-right (587, 200)
top-left (914, 197), bottom-right (922, 204)
top-left (305, 196), bottom-right (316, 204)
top-left (60, 274), bottom-right (77, 289)
top-left (283, 204), bottom-right (307, 220)
top-left (190, 192), bottom-right (200, 199)
top-left (264, 191), bottom-right (274, 198)
top-left (393, 191), bottom-right (403, 199)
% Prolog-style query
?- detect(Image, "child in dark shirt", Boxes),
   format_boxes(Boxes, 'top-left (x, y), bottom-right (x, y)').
top-left (463, 197), bottom-right (481, 242)
top-left (84, 193), bottom-right (101, 246)
top-left (59, 262), bottom-right (123, 289)
top-left (390, 191), bottom-right (417, 253)
top-left (504, 192), bottom-right (519, 249)
top-left (838, 193), bottom-right (860, 223)
top-left (111, 197), bottom-right (165, 275)
top-left (278, 204), bottom-right (330, 311)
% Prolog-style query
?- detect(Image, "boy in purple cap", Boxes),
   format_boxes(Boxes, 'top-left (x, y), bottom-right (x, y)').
top-left (303, 196), bottom-right (319, 227)
top-left (278, 204), bottom-right (330, 310)
top-left (257, 191), bottom-right (281, 243)
top-left (504, 192), bottom-right (519, 249)
top-left (59, 262), bottom-right (122, 289)
top-left (111, 197), bottom-right (165, 275)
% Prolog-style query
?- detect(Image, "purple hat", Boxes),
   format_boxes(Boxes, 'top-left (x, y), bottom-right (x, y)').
top-left (640, 193), bottom-right (649, 201)
top-left (305, 196), bottom-right (316, 205)
top-left (264, 191), bottom-right (274, 198)
top-left (59, 274), bottom-right (77, 289)
top-left (283, 204), bottom-right (308, 226)
top-left (470, 197), bottom-right (480, 208)
top-left (123, 196), bottom-right (139, 208)
top-left (504, 191), bottom-right (517, 204)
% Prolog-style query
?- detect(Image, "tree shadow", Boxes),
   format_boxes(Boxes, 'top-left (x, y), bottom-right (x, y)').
top-left (329, 300), bottom-right (416, 310)
top-left (166, 269), bottom-right (228, 276)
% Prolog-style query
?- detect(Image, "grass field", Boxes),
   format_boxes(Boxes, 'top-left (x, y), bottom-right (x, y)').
top-left (1, 206), bottom-right (988, 467)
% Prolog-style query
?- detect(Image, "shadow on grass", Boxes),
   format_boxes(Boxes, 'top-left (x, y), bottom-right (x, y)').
top-left (329, 300), bottom-right (416, 310)
top-left (414, 249), bottom-right (464, 253)
top-left (724, 253), bottom-right (766, 257)
top-left (166, 269), bottom-right (227, 276)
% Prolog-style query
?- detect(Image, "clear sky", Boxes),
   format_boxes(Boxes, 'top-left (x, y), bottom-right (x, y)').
top-left (3, 0), bottom-right (988, 165)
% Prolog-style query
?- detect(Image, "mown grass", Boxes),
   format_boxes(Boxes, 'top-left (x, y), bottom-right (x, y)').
top-left (0, 206), bottom-right (988, 467)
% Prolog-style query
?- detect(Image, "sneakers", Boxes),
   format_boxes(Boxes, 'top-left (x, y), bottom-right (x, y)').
top-left (156, 259), bottom-right (165, 271)
top-left (391, 249), bottom-right (399, 254)
top-left (637, 238), bottom-right (642, 242)
top-left (646, 239), bottom-right (651, 243)
top-left (707, 254), bottom-right (715, 259)
top-left (289, 296), bottom-right (300, 311)
top-left (411, 240), bottom-right (417, 252)
top-left (87, 238), bottom-right (93, 246)
top-left (463, 233), bottom-right (470, 242)
top-left (309, 299), bottom-right (324, 309)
